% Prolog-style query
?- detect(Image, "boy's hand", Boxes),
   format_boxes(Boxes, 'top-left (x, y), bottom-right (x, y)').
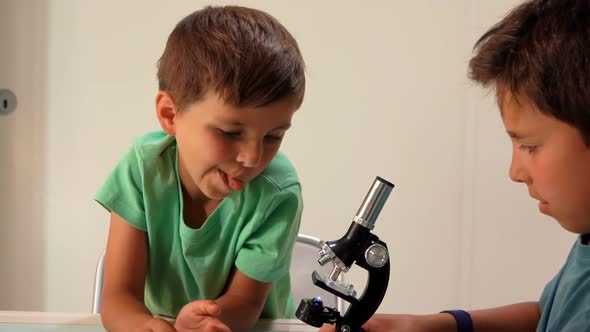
top-left (174, 300), bottom-right (231, 332)
top-left (135, 317), bottom-right (176, 332)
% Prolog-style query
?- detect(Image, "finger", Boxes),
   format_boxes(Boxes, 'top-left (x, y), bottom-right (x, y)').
top-left (189, 300), bottom-right (222, 317)
top-left (203, 318), bottom-right (231, 332)
top-left (178, 317), bottom-right (230, 332)
top-left (319, 324), bottom-right (335, 332)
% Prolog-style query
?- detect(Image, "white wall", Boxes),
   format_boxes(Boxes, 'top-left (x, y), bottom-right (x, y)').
top-left (0, 0), bottom-right (49, 310)
top-left (0, 0), bottom-right (575, 314)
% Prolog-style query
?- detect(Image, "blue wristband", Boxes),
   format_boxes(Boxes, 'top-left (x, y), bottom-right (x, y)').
top-left (440, 310), bottom-right (473, 332)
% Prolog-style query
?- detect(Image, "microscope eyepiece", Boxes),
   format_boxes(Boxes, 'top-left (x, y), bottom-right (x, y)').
top-left (352, 177), bottom-right (394, 230)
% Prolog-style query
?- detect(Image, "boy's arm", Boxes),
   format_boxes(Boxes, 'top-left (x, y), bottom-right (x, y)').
top-left (468, 301), bottom-right (540, 332)
top-left (321, 301), bottom-right (540, 332)
top-left (101, 212), bottom-right (175, 332)
top-left (215, 267), bottom-right (272, 332)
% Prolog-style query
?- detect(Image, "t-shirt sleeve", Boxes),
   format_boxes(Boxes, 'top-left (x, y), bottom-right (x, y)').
top-left (235, 184), bottom-right (303, 283)
top-left (539, 272), bottom-right (558, 308)
top-left (95, 144), bottom-right (147, 231)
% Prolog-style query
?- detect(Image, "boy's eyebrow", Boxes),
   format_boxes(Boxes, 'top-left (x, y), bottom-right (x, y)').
top-left (272, 123), bottom-right (292, 130)
top-left (226, 120), bottom-right (291, 130)
top-left (507, 130), bottom-right (525, 139)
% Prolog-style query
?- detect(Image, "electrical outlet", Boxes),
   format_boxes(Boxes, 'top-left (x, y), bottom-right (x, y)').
top-left (0, 89), bottom-right (17, 114)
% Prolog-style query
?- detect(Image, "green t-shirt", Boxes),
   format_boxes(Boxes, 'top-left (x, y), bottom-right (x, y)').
top-left (96, 131), bottom-right (303, 318)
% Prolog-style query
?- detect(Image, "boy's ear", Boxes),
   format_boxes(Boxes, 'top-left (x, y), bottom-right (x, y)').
top-left (155, 91), bottom-right (177, 136)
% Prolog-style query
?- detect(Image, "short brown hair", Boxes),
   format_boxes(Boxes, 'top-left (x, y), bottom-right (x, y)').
top-left (468, 0), bottom-right (590, 144)
top-left (157, 6), bottom-right (305, 110)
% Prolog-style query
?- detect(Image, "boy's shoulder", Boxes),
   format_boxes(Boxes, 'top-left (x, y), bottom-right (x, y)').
top-left (130, 130), bottom-right (176, 161)
top-left (255, 151), bottom-right (300, 192)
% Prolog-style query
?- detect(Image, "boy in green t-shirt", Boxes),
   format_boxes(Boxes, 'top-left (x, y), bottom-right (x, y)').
top-left (96, 6), bottom-right (306, 332)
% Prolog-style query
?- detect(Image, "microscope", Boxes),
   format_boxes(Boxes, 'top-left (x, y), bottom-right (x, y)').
top-left (296, 176), bottom-right (394, 332)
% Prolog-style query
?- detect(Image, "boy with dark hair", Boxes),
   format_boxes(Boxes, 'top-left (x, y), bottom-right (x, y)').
top-left (97, 6), bottom-right (305, 332)
top-left (322, 0), bottom-right (590, 331)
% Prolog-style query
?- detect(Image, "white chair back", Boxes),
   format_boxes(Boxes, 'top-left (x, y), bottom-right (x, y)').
top-left (290, 234), bottom-right (345, 313)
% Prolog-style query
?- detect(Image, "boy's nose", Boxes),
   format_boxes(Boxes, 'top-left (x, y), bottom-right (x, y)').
top-left (509, 160), bottom-right (523, 183)
top-left (509, 150), bottom-right (527, 183)
top-left (237, 139), bottom-right (263, 168)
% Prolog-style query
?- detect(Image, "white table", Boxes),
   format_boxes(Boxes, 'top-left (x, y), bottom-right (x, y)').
top-left (0, 311), bottom-right (317, 331)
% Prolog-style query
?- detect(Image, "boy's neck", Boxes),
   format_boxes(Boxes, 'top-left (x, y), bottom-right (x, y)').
top-left (582, 234), bottom-right (590, 245)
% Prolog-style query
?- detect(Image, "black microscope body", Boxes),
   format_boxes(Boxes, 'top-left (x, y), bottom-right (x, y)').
top-left (296, 176), bottom-right (394, 332)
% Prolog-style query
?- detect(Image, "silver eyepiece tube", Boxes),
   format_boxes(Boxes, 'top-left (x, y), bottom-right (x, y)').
top-left (352, 176), bottom-right (394, 230)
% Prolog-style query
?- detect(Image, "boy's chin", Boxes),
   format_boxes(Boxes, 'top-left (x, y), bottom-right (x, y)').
top-left (202, 187), bottom-right (231, 201)
top-left (556, 217), bottom-right (590, 236)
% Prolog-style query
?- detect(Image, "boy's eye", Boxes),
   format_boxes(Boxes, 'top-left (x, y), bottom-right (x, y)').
top-left (217, 128), bottom-right (284, 142)
top-left (218, 129), bottom-right (241, 138)
top-left (519, 145), bottom-right (537, 153)
top-left (264, 134), bottom-right (284, 142)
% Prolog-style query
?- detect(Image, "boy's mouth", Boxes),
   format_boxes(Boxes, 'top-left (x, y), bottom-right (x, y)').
top-left (218, 169), bottom-right (244, 192)
top-left (539, 201), bottom-right (550, 214)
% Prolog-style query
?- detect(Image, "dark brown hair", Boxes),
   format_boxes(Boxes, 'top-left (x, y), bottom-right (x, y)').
top-left (468, 0), bottom-right (590, 144)
top-left (157, 6), bottom-right (305, 110)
